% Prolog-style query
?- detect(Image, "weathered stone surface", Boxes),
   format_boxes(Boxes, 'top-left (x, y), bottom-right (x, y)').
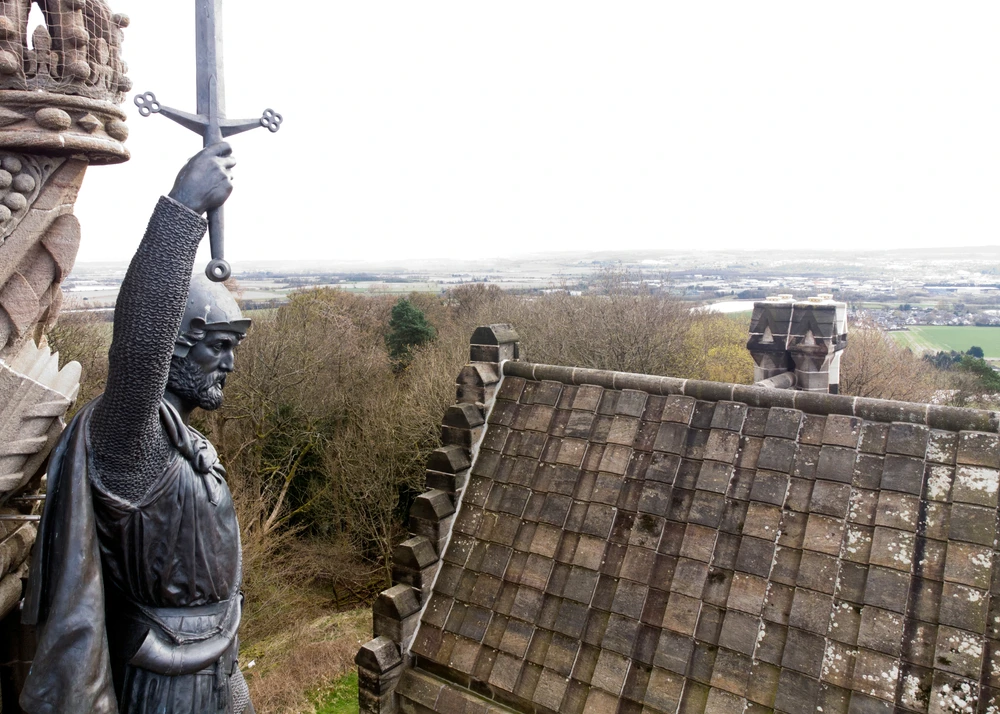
top-left (374, 585), bottom-right (422, 621)
top-left (374, 585), bottom-right (423, 645)
top-left (427, 445), bottom-right (471, 475)
top-left (748, 298), bottom-right (847, 393)
top-left (425, 469), bottom-right (469, 496)
top-left (0, 338), bottom-right (78, 496)
top-left (410, 490), bottom-right (455, 522)
top-left (0, 0), bottom-right (130, 164)
top-left (357, 636), bottom-right (403, 674)
top-left (0, 4), bottom-right (130, 708)
top-left (370, 326), bottom-right (1000, 713)
top-left (469, 324), bottom-right (520, 364)
top-left (458, 363), bottom-right (499, 388)
top-left (0, 159), bottom-right (86, 358)
top-left (443, 404), bottom-right (486, 430)
top-left (393, 537), bottom-right (439, 571)
top-left (357, 636), bottom-right (405, 713)
top-left (470, 325), bottom-right (520, 348)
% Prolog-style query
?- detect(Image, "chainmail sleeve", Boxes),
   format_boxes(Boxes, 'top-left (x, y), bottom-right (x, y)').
top-left (89, 196), bottom-right (208, 503)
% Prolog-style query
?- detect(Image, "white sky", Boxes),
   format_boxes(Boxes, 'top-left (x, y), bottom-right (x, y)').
top-left (72, 2), bottom-right (1000, 264)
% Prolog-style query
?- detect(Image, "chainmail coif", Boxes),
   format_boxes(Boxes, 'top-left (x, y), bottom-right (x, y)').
top-left (89, 197), bottom-right (208, 503)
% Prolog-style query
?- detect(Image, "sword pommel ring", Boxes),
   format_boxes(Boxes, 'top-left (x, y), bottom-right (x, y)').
top-left (206, 259), bottom-right (231, 283)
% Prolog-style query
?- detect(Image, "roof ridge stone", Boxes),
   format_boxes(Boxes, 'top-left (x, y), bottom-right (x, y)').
top-left (503, 361), bottom-right (1000, 434)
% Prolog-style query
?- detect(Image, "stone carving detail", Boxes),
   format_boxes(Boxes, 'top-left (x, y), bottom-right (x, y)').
top-left (0, 517), bottom-right (35, 620)
top-left (0, 0), bottom-right (124, 701)
top-left (0, 0), bottom-right (130, 102)
top-left (0, 156), bottom-right (84, 360)
top-left (0, 1), bottom-right (130, 164)
top-left (0, 337), bottom-right (75, 624)
top-left (0, 90), bottom-right (127, 163)
top-left (0, 152), bottom-right (63, 240)
top-left (0, 337), bottom-right (78, 497)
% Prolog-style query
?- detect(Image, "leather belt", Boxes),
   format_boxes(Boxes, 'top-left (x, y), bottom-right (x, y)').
top-left (125, 595), bottom-right (242, 676)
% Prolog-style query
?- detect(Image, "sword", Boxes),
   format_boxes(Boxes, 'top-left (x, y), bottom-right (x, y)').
top-left (134, 0), bottom-right (282, 282)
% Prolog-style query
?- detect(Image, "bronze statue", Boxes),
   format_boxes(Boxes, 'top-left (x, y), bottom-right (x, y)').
top-left (21, 143), bottom-right (254, 714)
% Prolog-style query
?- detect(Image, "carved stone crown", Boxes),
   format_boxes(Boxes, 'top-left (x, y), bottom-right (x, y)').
top-left (0, 0), bottom-right (130, 165)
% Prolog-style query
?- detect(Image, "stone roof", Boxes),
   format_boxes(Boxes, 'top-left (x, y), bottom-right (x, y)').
top-left (359, 326), bottom-right (1000, 714)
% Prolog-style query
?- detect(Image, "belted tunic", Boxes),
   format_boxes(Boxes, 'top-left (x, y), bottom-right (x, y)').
top-left (22, 398), bottom-right (245, 714)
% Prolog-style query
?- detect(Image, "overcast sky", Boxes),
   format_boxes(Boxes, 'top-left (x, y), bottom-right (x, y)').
top-left (68, 2), bottom-right (1000, 264)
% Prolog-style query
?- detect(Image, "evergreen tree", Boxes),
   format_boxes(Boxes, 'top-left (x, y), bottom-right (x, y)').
top-left (958, 354), bottom-right (1000, 391)
top-left (386, 298), bottom-right (436, 367)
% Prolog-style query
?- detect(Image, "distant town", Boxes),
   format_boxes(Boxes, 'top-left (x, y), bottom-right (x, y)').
top-left (66, 245), bottom-right (1000, 319)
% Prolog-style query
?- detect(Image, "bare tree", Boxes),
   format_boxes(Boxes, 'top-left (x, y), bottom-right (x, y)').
top-left (839, 328), bottom-right (938, 402)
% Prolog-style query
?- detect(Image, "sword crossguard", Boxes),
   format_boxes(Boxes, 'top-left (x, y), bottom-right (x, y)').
top-left (134, 92), bottom-right (162, 117)
top-left (135, 90), bottom-right (282, 141)
top-left (135, 87), bottom-right (281, 283)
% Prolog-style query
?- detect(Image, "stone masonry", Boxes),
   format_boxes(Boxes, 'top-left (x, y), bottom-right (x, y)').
top-left (363, 322), bottom-right (1000, 714)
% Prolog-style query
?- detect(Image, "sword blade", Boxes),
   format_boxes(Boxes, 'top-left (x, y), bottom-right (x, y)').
top-left (195, 0), bottom-right (225, 144)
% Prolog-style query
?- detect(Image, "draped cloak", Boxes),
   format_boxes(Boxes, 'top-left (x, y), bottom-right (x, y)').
top-left (20, 398), bottom-right (243, 714)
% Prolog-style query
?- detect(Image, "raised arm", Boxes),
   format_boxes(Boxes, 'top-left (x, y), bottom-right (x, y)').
top-left (89, 144), bottom-right (235, 503)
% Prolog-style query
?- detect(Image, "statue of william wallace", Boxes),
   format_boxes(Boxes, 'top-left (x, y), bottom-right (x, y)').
top-left (20, 143), bottom-right (254, 714)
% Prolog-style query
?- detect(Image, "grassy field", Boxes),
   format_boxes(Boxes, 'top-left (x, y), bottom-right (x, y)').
top-left (309, 672), bottom-right (359, 714)
top-left (890, 326), bottom-right (1000, 357)
top-left (242, 605), bottom-right (369, 714)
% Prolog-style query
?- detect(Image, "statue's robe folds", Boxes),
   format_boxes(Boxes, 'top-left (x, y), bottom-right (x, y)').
top-left (21, 398), bottom-right (244, 714)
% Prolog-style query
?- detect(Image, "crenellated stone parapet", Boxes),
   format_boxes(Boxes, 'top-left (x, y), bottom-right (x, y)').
top-left (357, 325), bottom-right (520, 714)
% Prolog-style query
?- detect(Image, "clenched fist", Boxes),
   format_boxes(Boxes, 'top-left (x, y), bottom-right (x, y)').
top-left (168, 143), bottom-right (237, 216)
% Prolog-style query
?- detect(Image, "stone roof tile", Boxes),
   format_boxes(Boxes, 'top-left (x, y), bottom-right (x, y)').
top-left (389, 360), bottom-right (1000, 713)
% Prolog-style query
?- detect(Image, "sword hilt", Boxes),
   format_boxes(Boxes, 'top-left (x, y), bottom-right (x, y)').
top-left (206, 208), bottom-right (230, 282)
top-left (135, 90), bottom-right (281, 283)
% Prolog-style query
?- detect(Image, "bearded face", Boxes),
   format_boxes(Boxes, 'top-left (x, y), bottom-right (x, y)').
top-left (166, 355), bottom-right (227, 411)
top-left (166, 330), bottom-right (240, 412)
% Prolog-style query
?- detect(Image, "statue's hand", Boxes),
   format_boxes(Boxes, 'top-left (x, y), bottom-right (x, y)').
top-left (168, 143), bottom-right (236, 216)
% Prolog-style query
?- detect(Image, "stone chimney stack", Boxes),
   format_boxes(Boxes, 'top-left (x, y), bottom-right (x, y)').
top-left (747, 294), bottom-right (847, 393)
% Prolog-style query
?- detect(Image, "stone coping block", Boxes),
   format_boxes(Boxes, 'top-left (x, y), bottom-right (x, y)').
top-left (374, 584), bottom-right (422, 621)
top-left (410, 490), bottom-right (456, 522)
top-left (356, 636), bottom-right (403, 674)
top-left (393, 536), bottom-right (439, 570)
top-left (427, 445), bottom-right (472, 475)
top-left (470, 325), bottom-right (520, 347)
top-left (443, 404), bottom-right (486, 430)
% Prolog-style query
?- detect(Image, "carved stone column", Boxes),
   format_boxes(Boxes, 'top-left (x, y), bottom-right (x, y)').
top-left (0, 1), bottom-right (129, 706)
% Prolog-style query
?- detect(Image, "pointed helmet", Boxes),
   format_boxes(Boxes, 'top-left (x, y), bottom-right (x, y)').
top-left (173, 274), bottom-right (251, 358)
